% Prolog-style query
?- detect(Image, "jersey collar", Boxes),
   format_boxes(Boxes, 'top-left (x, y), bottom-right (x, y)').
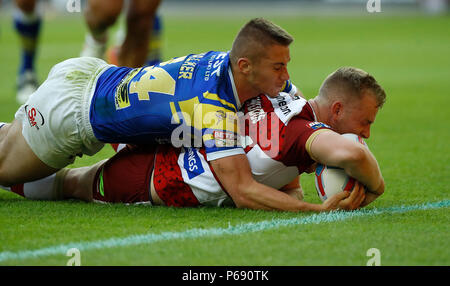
top-left (228, 66), bottom-right (241, 110)
top-left (308, 101), bottom-right (319, 121)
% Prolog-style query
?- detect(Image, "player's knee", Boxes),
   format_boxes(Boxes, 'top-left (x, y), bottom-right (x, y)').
top-left (0, 164), bottom-right (16, 187)
top-left (129, 0), bottom-right (161, 17)
top-left (0, 145), bottom-right (11, 186)
top-left (127, 3), bottom-right (160, 26)
top-left (88, 0), bottom-right (123, 28)
top-left (15, 0), bottom-right (37, 13)
top-left (97, 12), bottom-right (121, 29)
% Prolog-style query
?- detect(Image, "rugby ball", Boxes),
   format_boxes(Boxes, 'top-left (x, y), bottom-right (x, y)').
top-left (314, 133), bottom-right (368, 201)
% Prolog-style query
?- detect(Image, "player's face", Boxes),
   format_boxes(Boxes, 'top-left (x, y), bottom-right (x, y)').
top-left (332, 91), bottom-right (379, 139)
top-left (249, 44), bottom-right (291, 98)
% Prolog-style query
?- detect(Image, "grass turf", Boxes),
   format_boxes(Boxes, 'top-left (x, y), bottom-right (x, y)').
top-left (0, 10), bottom-right (449, 265)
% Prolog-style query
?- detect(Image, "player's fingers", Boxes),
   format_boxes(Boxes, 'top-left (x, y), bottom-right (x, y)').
top-left (326, 191), bottom-right (350, 210)
top-left (350, 190), bottom-right (364, 210)
top-left (352, 181), bottom-right (363, 193)
top-left (357, 185), bottom-right (366, 208)
top-left (348, 183), bottom-right (362, 200)
top-left (338, 190), bottom-right (351, 201)
top-left (353, 184), bottom-right (366, 209)
top-left (346, 183), bottom-right (364, 210)
top-left (331, 190), bottom-right (350, 201)
top-left (359, 192), bottom-right (366, 207)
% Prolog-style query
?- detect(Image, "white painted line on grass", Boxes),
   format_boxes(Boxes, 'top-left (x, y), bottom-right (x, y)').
top-left (0, 200), bottom-right (448, 263)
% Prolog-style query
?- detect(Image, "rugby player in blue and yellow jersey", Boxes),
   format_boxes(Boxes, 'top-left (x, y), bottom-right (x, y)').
top-left (0, 18), bottom-right (302, 210)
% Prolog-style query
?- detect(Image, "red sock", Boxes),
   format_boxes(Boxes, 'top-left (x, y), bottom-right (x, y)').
top-left (110, 143), bottom-right (127, 153)
top-left (11, 184), bottom-right (25, 197)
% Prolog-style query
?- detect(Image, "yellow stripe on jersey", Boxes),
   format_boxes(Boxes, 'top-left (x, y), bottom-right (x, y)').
top-left (305, 129), bottom-right (333, 160)
top-left (159, 56), bottom-right (187, 67)
top-left (129, 67), bottom-right (175, 101)
top-left (202, 133), bottom-right (214, 142)
top-left (173, 97), bottom-right (239, 133)
top-left (197, 103), bottom-right (239, 133)
top-left (177, 97), bottom-right (200, 126)
top-left (202, 91), bottom-right (237, 112)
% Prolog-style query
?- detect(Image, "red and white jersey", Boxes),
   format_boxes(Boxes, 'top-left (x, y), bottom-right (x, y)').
top-left (152, 93), bottom-right (332, 207)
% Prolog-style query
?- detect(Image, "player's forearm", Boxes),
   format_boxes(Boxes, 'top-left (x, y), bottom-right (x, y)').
top-left (360, 192), bottom-right (379, 208)
top-left (360, 179), bottom-right (385, 207)
top-left (310, 132), bottom-right (382, 194)
top-left (234, 181), bottom-right (322, 212)
top-left (211, 155), bottom-right (322, 212)
top-left (342, 147), bottom-right (384, 194)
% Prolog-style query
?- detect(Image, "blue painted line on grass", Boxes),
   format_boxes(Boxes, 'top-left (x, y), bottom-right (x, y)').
top-left (0, 200), bottom-right (448, 263)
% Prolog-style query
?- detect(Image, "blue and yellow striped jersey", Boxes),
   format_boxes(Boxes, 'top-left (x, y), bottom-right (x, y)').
top-left (90, 51), bottom-right (295, 161)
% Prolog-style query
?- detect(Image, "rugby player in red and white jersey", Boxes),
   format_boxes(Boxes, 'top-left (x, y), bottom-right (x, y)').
top-left (3, 67), bottom-right (386, 212)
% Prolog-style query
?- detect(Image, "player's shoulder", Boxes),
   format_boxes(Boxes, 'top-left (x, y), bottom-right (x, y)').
top-left (259, 93), bottom-right (308, 125)
top-left (287, 103), bottom-right (331, 133)
top-left (283, 101), bottom-right (332, 144)
top-left (197, 52), bottom-right (237, 111)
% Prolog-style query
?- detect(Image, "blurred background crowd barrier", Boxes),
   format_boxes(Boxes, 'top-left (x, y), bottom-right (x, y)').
top-left (0, 0), bottom-right (449, 17)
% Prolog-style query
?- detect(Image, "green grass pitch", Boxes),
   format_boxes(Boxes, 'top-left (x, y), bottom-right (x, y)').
top-left (0, 9), bottom-right (449, 266)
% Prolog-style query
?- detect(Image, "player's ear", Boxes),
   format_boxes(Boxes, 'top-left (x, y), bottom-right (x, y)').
top-left (237, 57), bottom-right (251, 74)
top-left (331, 101), bottom-right (343, 118)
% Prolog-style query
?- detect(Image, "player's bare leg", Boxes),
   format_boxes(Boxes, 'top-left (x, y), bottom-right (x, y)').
top-left (0, 120), bottom-right (58, 186)
top-left (0, 160), bottom-right (104, 202)
top-left (81, 0), bottom-right (123, 58)
top-left (84, 0), bottom-right (123, 41)
top-left (14, 0), bottom-right (41, 104)
top-left (118, 0), bottom-right (161, 67)
top-left (60, 160), bottom-right (106, 202)
top-left (15, 0), bottom-right (36, 13)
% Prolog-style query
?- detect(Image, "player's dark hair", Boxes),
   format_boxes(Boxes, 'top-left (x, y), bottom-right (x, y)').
top-left (319, 67), bottom-right (386, 108)
top-left (230, 18), bottom-right (294, 63)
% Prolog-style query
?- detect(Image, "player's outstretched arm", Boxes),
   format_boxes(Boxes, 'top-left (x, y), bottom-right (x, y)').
top-left (309, 131), bottom-right (385, 205)
top-left (210, 154), bottom-right (360, 212)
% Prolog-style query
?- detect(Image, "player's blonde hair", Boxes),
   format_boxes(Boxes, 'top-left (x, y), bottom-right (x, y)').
top-left (318, 67), bottom-right (386, 108)
top-left (229, 18), bottom-right (294, 64)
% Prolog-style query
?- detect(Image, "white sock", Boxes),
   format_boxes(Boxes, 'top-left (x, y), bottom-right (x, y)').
top-left (17, 174), bottom-right (57, 200)
top-left (18, 173), bottom-right (65, 200)
top-left (13, 5), bottom-right (41, 24)
top-left (7, 169), bottom-right (68, 200)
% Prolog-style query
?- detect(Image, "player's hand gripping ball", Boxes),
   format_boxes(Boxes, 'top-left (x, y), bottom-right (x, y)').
top-left (314, 133), bottom-right (368, 201)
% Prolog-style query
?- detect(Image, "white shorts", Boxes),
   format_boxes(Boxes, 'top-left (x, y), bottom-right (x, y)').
top-left (15, 57), bottom-right (113, 169)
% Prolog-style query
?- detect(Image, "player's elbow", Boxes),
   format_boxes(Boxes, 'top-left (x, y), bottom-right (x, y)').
top-left (233, 197), bottom-right (252, 209)
top-left (373, 177), bottom-right (385, 196)
top-left (229, 182), bottom-right (260, 209)
top-left (231, 187), bottom-right (255, 209)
